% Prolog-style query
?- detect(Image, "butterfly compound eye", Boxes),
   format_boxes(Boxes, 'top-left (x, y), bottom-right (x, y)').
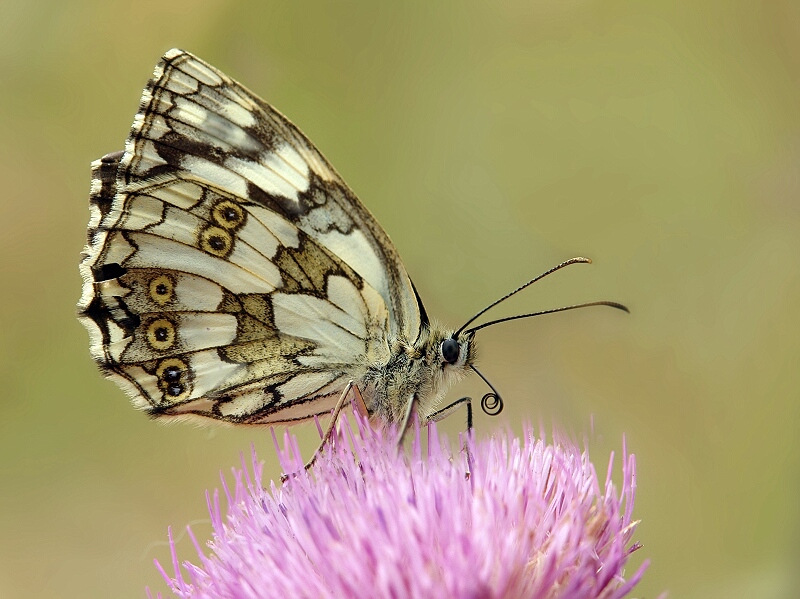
top-left (441, 338), bottom-right (460, 365)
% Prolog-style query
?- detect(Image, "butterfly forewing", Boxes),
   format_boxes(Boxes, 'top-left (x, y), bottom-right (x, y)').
top-left (127, 49), bottom-right (421, 339)
top-left (79, 49), bottom-right (419, 424)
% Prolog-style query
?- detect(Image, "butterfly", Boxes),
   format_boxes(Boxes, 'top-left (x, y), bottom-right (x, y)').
top-left (79, 49), bottom-right (626, 460)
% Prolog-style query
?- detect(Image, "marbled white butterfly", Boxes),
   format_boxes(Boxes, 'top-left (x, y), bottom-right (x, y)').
top-left (79, 49), bottom-right (625, 460)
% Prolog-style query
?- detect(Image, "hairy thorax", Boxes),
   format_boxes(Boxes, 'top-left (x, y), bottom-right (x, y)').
top-left (361, 322), bottom-right (475, 423)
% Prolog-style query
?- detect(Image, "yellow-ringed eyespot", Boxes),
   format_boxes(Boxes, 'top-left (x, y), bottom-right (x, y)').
top-left (156, 358), bottom-right (190, 400)
top-left (199, 226), bottom-right (233, 257)
top-left (211, 200), bottom-right (245, 230)
top-left (146, 318), bottom-right (176, 350)
top-left (149, 274), bottom-right (174, 306)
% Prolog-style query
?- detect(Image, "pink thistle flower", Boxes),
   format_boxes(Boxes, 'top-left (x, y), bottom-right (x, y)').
top-left (154, 415), bottom-right (648, 599)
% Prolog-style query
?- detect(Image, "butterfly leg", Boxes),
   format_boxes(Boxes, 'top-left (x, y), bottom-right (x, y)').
top-left (397, 392), bottom-right (419, 446)
top-left (304, 380), bottom-right (357, 471)
top-left (398, 395), bottom-right (473, 445)
top-left (351, 382), bottom-right (369, 418)
top-left (427, 397), bottom-right (474, 479)
top-left (427, 396), bottom-right (473, 431)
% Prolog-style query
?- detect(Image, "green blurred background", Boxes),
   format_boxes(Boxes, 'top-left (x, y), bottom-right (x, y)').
top-left (1, 1), bottom-right (798, 597)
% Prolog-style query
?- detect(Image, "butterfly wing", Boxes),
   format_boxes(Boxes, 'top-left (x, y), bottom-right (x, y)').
top-left (79, 49), bottom-right (420, 424)
top-left (133, 48), bottom-right (422, 341)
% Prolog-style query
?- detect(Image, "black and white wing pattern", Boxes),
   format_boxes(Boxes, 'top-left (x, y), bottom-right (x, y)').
top-left (78, 49), bottom-right (424, 424)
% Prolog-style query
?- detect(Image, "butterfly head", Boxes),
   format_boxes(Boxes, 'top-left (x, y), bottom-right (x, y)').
top-left (411, 325), bottom-right (476, 389)
top-left (439, 333), bottom-right (473, 369)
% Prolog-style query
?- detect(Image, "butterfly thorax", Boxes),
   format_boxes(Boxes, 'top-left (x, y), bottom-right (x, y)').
top-left (361, 323), bottom-right (475, 423)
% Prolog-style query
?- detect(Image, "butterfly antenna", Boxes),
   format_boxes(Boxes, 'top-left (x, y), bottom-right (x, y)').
top-left (454, 257), bottom-right (593, 337)
top-left (465, 300), bottom-right (629, 334)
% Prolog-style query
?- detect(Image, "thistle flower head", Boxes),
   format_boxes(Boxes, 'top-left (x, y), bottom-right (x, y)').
top-left (155, 415), bottom-right (647, 598)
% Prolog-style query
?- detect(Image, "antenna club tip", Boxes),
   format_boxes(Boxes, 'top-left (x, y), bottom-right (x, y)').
top-left (574, 256), bottom-right (592, 265)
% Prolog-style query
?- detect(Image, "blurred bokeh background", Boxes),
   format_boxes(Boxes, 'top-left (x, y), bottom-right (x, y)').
top-left (1, 1), bottom-right (798, 597)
